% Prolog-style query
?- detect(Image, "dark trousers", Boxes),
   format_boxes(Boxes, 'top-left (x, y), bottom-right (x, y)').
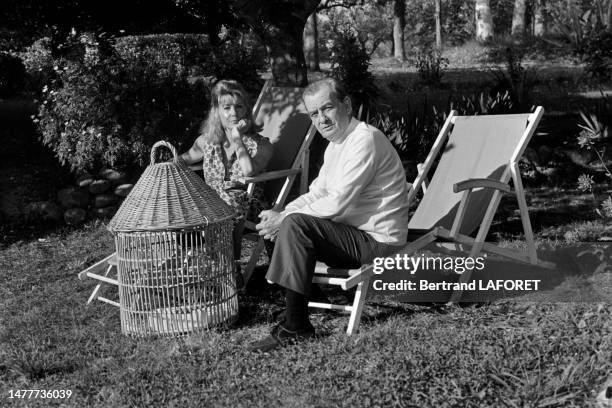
top-left (233, 218), bottom-right (245, 261)
top-left (265, 213), bottom-right (402, 296)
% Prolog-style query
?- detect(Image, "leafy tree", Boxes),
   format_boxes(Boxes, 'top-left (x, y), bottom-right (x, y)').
top-left (320, 1), bottom-right (392, 57)
top-left (1, 0), bottom-right (322, 85)
top-left (0, 0), bottom-right (206, 55)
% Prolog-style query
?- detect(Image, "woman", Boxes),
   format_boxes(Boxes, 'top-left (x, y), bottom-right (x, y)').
top-left (181, 80), bottom-right (273, 282)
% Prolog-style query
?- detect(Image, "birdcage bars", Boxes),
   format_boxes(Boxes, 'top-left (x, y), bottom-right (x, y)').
top-left (116, 223), bottom-right (238, 337)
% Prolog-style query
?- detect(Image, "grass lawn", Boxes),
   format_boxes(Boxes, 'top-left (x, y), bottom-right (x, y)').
top-left (1, 188), bottom-right (611, 407)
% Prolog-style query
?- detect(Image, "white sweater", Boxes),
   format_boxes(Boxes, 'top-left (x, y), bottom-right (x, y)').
top-left (283, 119), bottom-right (409, 244)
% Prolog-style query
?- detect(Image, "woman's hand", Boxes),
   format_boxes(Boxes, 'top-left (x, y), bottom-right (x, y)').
top-left (228, 119), bottom-right (250, 146)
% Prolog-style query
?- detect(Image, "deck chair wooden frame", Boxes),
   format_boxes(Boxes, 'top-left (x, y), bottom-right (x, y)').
top-left (238, 80), bottom-right (318, 284)
top-left (78, 80), bottom-right (317, 305)
top-left (310, 106), bottom-right (554, 335)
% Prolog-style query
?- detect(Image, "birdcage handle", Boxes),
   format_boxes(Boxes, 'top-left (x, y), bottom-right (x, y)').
top-left (150, 141), bottom-right (179, 165)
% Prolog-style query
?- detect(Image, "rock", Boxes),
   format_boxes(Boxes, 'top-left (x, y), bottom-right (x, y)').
top-left (76, 173), bottom-right (95, 188)
top-left (58, 187), bottom-right (90, 208)
top-left (94, 194), bottom-right (118, 208)
top-left (89, 179), bottom-right (112, 194)
top-left (24, 201), bottom-right (62, 223)
top-left (99, 168), bottom-right (129, 185)
top-left (114, 183), bottom-right (134, 197)
top-left (92, 206), bottom-right (117, 218)
top-left (64, 208), bottom-right (87, 226)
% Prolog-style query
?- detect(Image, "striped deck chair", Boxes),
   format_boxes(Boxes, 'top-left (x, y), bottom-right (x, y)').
top-left (311, 106), bottom-right (554, 335)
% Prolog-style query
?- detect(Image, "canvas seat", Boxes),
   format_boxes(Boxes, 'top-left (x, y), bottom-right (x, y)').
top-left (310, 107), bottom-right (555, 335)
top-left (237, 81), bottom-right (317, 283)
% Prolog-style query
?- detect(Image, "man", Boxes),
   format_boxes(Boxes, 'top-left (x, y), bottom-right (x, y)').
top-left (250, 78), bottom-right (409, 352)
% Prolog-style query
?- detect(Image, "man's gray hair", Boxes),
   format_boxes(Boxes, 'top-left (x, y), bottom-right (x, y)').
top-left (303, 77), bottom-right (349, 103)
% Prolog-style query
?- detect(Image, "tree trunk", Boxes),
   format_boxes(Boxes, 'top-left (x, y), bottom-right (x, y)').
top-left (240, 0), bottom-right (319, 87)
top-left (534, 0), bottom-right (547, 37)
top-left (265, 30), bottom-right (309, 86)
top-left (435, 0), bottom-right (442, 48)
top-left (511, 0), bottom-right (527, 36)
top-left (607, 0), bottom-right (612, 32)
top-left (303, 12), bottom-right (320, 71)
top-left (393, 0), bottom-right (405, 61)
top-left (475, 0), bottom-right (494, 42)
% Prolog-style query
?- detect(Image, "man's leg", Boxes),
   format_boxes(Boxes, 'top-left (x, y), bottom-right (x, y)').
top-left (250, 213), bottom-right (390, 351)
top-left (265, 213), bottom-right (380, 296)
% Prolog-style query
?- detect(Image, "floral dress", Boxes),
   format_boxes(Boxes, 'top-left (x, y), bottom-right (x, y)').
top-left (199, 133), bottom-right (273, 224)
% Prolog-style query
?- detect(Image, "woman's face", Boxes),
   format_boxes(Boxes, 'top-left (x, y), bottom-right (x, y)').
top-left (218, 93), bottom-right (247, 130)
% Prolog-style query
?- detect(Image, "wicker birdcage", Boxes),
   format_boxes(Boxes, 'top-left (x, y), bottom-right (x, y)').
top-left (107, 141), bottom-right (238, 337)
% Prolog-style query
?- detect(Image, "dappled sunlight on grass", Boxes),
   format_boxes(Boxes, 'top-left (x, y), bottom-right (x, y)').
top-left (1, 206), bottom-right (611, 406)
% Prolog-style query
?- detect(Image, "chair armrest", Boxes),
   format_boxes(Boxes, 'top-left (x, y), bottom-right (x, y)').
top-left (453, 178), bottom-right (512, 194)
top-left (239, 169), bottom-right (302, 184)
top-left (188, 162), bottom-right (202, 172)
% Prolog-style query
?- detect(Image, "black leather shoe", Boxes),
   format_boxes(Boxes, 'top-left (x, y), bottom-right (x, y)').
top-left (248, 323), bottom-right (315, 352)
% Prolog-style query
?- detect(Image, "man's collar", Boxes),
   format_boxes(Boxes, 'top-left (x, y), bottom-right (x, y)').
top-left (331, 117), bottom-right (359, 144)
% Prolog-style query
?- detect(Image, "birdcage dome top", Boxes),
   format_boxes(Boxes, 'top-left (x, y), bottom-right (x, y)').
top-left (107, 141), bottom-right (235, 233)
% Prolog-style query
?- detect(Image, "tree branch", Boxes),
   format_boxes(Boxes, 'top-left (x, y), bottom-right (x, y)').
top-left (317, 0), bottom-right (366, 12)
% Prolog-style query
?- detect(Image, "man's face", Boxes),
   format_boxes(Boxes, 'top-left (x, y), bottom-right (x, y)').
top-left (303, 88), bottom-right (352, 143)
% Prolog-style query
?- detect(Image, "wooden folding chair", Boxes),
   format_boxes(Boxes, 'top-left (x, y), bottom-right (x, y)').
top-left (239, 81), bottom-right (317, 283)
top-left (310, 106), bottom-right (555, 335)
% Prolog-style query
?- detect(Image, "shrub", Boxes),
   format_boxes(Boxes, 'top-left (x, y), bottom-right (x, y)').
top-left (114, 34), bottom-right (212, 75)
top-left (201, 33), bottom-right (267, 95)
top-left (0, 29), bottom-right (33, 53)
top-left (441, 0), bottom-right (475, 45)
top-left (23, 33), bottom-right (267, 99)
top-left (370, 91), bottom-right (515, 169)
top-left (413, 47), bottom-right (449, 87)
top-left (578, 29), bottom-right (612, 80)
top-left (116, 33), bottom-right (266, 95)
top-left (328, 29), bottom-right (379, 116)
top-left (370, 103), bottom-right (445, 166)
top-left (20, 37), bottom-right (55, 96)
top-left (575, 102), bottom-right (612, 218)
top-left (489, 45), bottom-right (537, 112)
top-left (448, 91), bottom-right (515, 115)
top-left (34, 32), bottom-right (267, 172)
top-left (0, 52), bottom-right (26, 98)
top-left (403, 0), bottom-right (473, 47)
top-left (37, 51), bottom-right (208, 172)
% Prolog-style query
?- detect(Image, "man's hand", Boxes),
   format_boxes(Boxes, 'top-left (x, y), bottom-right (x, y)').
top-left (256, 210), bottom-right (286, 241)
